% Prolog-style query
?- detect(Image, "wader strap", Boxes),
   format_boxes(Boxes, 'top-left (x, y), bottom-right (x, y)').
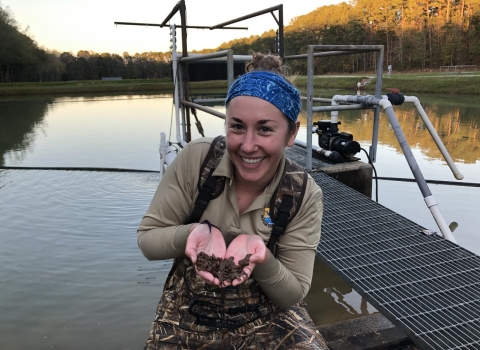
top-left (267, 194), bottom-right (294, 255)
top-left (187, 168), bottom-right (218, 224)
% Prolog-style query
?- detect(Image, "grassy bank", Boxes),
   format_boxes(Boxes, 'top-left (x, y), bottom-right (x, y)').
top-left (295, 72), bottom-right (480, 95)
top-left (1, 73), bottom-right (480, 96)
top-left (0, 79), bottom-right (228, 97)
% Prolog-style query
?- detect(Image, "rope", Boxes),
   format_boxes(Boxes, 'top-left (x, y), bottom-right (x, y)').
top-left (2, 168), bottom-right (478, 188)
top-left (375, 176), bottom-right (480, 188)
top-left (0, 166), bottom-right (157, 173)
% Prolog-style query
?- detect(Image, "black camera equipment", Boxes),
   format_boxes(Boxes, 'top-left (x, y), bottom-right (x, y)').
top-left (313, 120), bottom-right (361, 163)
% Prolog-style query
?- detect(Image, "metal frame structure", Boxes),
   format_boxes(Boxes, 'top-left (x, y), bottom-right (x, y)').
top-left (283, 45), bottom-right (462, 240)
top-left (169, 26), bottom-right (251, 145)
top-left (116, 0), bottom-right (284, 142)
top-left (285, 45), bottom-right (385, 169)
top-left (160, 1), bottom-right (285, 144)
top-left (329, 94), bottom-right (459, 241)
top-left (117, 0), bottom-right (463, 240)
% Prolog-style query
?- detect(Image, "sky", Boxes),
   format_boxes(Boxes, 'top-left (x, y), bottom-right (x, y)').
top-left (3, 0), bottom-right (344, 56)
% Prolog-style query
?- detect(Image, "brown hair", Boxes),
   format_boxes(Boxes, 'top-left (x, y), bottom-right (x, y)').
top-left (244, 52), bottom-right (298, 134)
top-left (245, 52), bottom-right (285, 75)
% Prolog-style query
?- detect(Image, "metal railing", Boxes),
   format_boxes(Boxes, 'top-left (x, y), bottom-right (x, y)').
top-left (288, 45), bottom-right (463, 241)
top-left (170, 26), bottom-right (243, 145)
top-left (439, 65), bottom-right (477, 74)
top-left (179, 50), bottom-right (235, 88)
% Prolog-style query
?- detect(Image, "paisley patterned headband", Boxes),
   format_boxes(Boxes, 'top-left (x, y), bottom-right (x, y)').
top-left (225, 71), bottom-right (301, 122)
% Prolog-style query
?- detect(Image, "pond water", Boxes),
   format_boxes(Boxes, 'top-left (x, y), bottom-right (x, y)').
top-left (0, 91), bottom-right (479, 349)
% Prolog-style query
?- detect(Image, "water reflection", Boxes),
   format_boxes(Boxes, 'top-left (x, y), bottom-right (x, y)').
top-left (304, 261), bottom-right (378, 325)
top-left (0, 98), bottom-right (53, 166)
top-left (1, 92), bottom-right (479, 169)
top-left (0, 93), bottom-right (196, 169)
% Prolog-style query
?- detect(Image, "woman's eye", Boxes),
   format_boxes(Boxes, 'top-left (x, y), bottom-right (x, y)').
top-left (260, 127), bottom-right (272, 133)
top-left (231, 124), bottom-right (244, 130)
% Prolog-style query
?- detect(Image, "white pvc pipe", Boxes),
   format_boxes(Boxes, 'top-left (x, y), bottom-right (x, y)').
top-left (402, 95), bottom-right (464, 180)
top-left (332, 95), bottom-right (456, 242)
top-left (376, 97), bottom-right (456, 242)
top-left (159, 132), bottom-right (168, 179)
top-left (294, 139), bottom-right (333, 157)
top-left (164, 148), bottom-right (177, 167)
top-left (159, 132), bottom-right (178, 181)
top-left (425, 196), bottom-right (457, 243)
top-left (330, 95), bottom-right (340, 124)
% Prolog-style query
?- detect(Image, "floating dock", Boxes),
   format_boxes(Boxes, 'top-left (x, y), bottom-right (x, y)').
top-left (287, 146), bottom-right (480, 350)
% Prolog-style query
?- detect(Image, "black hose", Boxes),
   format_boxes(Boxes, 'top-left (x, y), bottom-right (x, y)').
top-left (361, 148), bottom-right (379, 202)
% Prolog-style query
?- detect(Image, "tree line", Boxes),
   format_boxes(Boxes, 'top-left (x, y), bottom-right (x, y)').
top-left (0, 2), bottom-right (171, 83)
top-left (213, 0), bottom-right (480, 73)
top-left (59, 51), bottom-right (171, 81)
top-left (2, 0), bottom-right (480, 83)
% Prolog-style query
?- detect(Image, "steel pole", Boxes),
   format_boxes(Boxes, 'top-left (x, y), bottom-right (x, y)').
top-left (306, 45), bottom-right (314, 171)
top-left (227, 49), bottom-right (234, 88)
top-left (179, 0), bottom-right (192, 142)
top-left (279, 5), bottom-right (284, 59)
top-left (370, 46), bottom-right (384, 163)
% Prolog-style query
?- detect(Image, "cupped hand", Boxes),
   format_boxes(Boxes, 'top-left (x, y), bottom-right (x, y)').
top-left (223, 234), bottom-right (270, 287)
top-left (185, 221), bottom-right (226, 285)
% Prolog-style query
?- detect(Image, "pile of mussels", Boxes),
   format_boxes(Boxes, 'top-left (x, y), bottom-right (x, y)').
top-left (195, 252), bottom-right (252, 286)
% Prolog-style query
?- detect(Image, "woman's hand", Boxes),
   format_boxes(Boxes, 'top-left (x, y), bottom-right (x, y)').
top-left (224, 234), bottom-right (270, 286)
top-left (185, 221), bottom-right (226, 285)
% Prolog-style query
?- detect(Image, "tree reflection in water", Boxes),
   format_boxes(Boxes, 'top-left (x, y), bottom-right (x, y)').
top-left (301, 93), bottom-right (480, 165)
top-left (0, 98), bottom-right (52, 166)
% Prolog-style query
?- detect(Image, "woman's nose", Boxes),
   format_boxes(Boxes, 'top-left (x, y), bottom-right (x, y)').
top-left (240, 131), bottom-right (258, 153)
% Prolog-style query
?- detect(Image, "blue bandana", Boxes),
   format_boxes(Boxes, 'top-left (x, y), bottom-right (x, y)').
top-left (225, 71), bottom-right (301, 122)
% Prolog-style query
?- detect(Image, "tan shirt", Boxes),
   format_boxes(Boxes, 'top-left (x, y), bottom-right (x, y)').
top-left (137, 137), bottom-right (323, 308)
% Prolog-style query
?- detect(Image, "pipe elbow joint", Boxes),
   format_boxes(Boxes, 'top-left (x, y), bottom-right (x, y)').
top-left (378, 98), bottom-right (392, 110)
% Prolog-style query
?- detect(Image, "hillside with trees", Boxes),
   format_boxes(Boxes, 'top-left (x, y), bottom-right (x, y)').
top-left (0, 3), bottom-right (64, 83)
top-left (2, 0), bottom-right (480, 82)
top-left (214, 0), bottom-right (480, 73)
top-left (0, 3), bottom-right (172, 83)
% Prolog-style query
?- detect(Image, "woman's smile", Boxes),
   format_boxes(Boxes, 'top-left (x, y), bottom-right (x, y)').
top-left (240, 156), bottom-right (265, 165)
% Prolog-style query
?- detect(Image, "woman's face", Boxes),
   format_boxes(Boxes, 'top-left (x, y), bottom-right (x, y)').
top-left (226, 95), bottom-right (299, 190)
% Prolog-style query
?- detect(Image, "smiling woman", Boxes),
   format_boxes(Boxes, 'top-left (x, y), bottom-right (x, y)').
top-left (137, 53), bottom-right (328, 349)
top-left (226, 96), bottom-right (298, 211)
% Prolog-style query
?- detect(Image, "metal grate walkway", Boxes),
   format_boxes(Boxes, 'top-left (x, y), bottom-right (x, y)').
top-left (307, 171), bottom-right (480, 350)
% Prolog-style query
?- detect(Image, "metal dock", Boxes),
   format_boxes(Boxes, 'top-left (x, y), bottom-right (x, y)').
top-left (287, 146), bottom-right (480, 350)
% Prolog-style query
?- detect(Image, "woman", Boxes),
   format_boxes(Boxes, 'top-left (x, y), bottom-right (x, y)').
top-left (137, 53), bottom-right (326, 349)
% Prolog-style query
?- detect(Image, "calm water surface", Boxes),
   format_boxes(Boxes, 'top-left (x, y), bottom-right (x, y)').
top-left (0, 92), bottom-right (479, 349)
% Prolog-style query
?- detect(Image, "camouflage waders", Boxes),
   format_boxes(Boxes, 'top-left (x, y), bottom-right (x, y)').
top-left (144, 257), bottom-right (328, 349)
